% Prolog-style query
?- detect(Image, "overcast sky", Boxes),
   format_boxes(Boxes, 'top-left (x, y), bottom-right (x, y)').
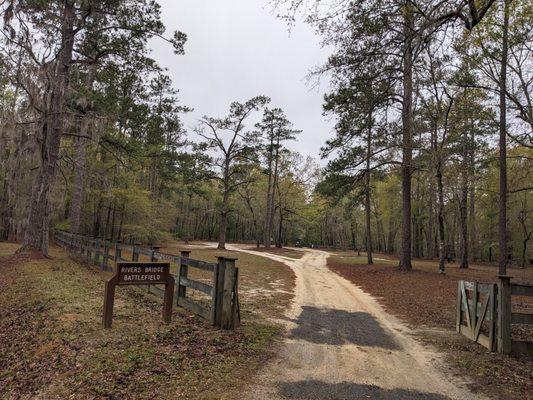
top-left (151, 0), bottom-right (334, 161)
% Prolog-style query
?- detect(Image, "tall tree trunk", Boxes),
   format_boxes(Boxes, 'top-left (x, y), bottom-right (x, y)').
top-left (427, 183), bottom-right (436, 259)
top-left (218, 158), bottom-right (231, 250)
top-left (498, 0), bottom-right (509, 275)
top-left (263, 136), bottom-right (274, 247)
top-left (266, 138), bottom-right (281, 248)
top-left (20, 1), bottom-right (76, 255)
top-left (69, 128), bottom-right (88, 234)
top-left (1, 47), bottom-right (23, 241)
top-left (437, 166), bottom-right (446, 274)
top-left (469, 129), bottom-right (477, 261)
top-left (399, 2), bottom-right (414, 271)
top-left (68, 66), bottom-right (96, 234)
top-left (365, 113), bottom-right (373, 264)
top-left (459, 130), bottom-right (469, 268)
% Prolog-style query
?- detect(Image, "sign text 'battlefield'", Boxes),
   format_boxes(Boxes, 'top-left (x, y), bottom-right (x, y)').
top-left (103, 262), bottom-right (174, 328)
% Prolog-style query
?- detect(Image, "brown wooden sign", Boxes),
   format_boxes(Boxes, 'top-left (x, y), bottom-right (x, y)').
top-left (103, 262), bottom-right (174, 328)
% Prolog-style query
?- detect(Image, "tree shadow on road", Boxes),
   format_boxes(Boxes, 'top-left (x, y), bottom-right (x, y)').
top-left (289, 306), bottom-right (400, 349)
top-left (278, 380), bottom-right (451, 400)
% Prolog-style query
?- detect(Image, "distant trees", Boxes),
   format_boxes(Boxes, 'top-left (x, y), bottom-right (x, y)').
top-left (0, 0), bottom-right (530, 272)
top-left (275, 0), bottom-right (531, 272)
top-left (198, 96), bottom-right (270, 249)
top-left (255, 108), bottom-right (300, 248)
top-left (0, 0), bottom-right (187, 255)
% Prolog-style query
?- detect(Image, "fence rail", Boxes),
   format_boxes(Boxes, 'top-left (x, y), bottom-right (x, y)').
top-left (457, 277), bottom-right (533, 355)
top-left (54, 230), bottom-right (240, 329)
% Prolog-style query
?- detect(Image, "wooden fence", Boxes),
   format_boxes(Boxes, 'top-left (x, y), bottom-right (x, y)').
top-left (457, 277), bottom-right (533, 355)
top-left (498, 277), bottom-right (533, 355)
top-left (54, 231), bottom-right (240, 329)
top-left (456, 281), bottom-right (497, 351)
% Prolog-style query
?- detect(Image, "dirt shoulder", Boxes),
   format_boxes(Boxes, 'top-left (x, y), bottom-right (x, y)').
top-left (0, 243), bottom-right (295, 400)
top-left (328, 253), bottom-right (533, 400)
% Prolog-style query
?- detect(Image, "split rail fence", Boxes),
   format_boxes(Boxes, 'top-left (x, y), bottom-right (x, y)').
top-left (457, 277), bottom-right (533, 355)
top-left (54, 230), bottom-right (240, 329)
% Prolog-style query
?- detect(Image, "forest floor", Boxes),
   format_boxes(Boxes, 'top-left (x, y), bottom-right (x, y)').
top-left (231, 245), bottom-right (487, 400)
top-left (328, 252), bottom-right (533, 400)
top-left (0, 242), bottom-right (295, 400)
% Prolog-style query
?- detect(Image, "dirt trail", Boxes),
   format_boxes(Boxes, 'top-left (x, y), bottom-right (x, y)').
top-left (228, 246), bottom-right (486, 400)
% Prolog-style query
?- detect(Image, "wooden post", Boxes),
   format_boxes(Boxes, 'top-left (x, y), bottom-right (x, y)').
top-left (163, 274), bottom-right (175, 323)
top-left (211, 262), bottom-right (219, 325)
top-left (215, 256), bottom-right (227, 326)
top-left (456, 281), bottom-right (462, 332)
top-left (178, 251), bottom-right (190, 303)
top-left (489, 283), bottom-right (496, 351)
top-left (471, 281), bottom-right (479, 337)
top-left (103, 275), bottom-right (118, 328)
top-left (498, 275), bottom-right (512, 354)
top-left (221, 257), bottom-right (238, 330)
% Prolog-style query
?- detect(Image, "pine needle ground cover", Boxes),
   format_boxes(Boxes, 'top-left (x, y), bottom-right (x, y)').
top-left (328, 253), bottom-right (533, 400)
top-left (0, 243), bottom-right (294, 400)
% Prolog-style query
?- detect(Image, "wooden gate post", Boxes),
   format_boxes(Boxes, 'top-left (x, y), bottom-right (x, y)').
top-left (498, 275), bottom-right (512, 354)
top-left (215, 256), bottom-right (227, 326)
top-left (456, 281), bottom-right (462, 332)
top-left (219, 257), bottom-right (239, 330)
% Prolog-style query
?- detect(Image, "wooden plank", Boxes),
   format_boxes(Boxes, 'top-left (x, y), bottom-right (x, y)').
top-left (179, 277), bottom-right (213, 296)
top-left (183, 257), bottom-right (216, 272)
top-left (211, 264), bottom-right (219, 325)
top-left (215, 257), bottom-right (226, 326)
top-left (511, 284), bottom-right (533, 297)
top-left (464, 281), bottom-right (492, 293)
top-left (137, 247), bottom-right (153, 257)
top-left (498, 276), bottom-right (512, 354)
top-left (488, 284), bottom-right (496, 351)
top-left (459, 324), bottom-right (474, 340)
top-left (477, 333), bottom-right (491, 350)
top-left (456, 281), bottom-right (462, 332)
top-left (178, 251), bottom-right (190, 299)
top-left (177, 296), bottom-right (210, 319)
top-left (474, 293), bottom-right (490, 341)
top-left (154, 252), bottom-right (180, 264)
top-left (471, 281), bottom-right (478, 335)
top-left (461, 282), bottom-right (472, 330)
top-left (511, 340), bottom-right (533, 355)
top-left (461, 299), bottom-right (493, 320)
top-left (221, 260), bottom-right (237, 329)
top-left (511, 313), bottom-right (533, 325)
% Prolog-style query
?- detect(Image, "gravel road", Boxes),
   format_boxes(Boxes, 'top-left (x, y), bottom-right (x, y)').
top-left (228, 246), bottom-right (487, 400)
